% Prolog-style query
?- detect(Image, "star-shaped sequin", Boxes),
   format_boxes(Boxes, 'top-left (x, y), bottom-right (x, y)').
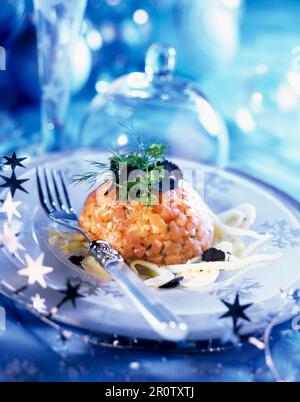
top-left (0, 222), bottom-right (24, 254)
top-left (3, 152), bottom-right (27, 170)
top-left (220, 293), bottom-right (252, 333)
top-left (0, 171), bottom-right (29, 198)
top-left (0, 192), bottom-right (21, 222)
top-left (18, 253), bottom-right (53, 289)
top-left (58, 279), bottom-right (84, 309)
top-left (31, 293), bottom-right (47, 314)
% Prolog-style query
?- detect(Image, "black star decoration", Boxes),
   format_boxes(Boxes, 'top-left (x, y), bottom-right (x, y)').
top-left (3, 152), bottom-right (27, 170)
top-left (0, 171), bottom-right (29, 197)
top-left (57, 279), bottom-right (85, 309)
top-left (220, 293), bottom-right (252, 333)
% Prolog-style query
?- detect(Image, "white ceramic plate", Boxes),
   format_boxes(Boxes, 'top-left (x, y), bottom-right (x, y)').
top-left (0, 150), bottom-right (300, 342)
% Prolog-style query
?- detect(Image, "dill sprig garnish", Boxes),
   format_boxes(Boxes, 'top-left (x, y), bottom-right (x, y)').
top-left (72, 161), bottom-right (111, 187)
top-left (73, 143), bottom-right (167, 181)
top-left (71, 122), bottom-right (177, 205)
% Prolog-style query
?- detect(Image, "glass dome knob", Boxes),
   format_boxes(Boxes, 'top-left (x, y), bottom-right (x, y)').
top-left (145, 43), bottom-right (176, 79)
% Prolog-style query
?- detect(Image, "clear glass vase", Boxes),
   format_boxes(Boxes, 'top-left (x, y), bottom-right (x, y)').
top-left (33, 0), bottom-right (87, 152)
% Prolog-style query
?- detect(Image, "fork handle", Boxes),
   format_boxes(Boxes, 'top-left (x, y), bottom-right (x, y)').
top-left (89, 241), bottom-right (188, 342)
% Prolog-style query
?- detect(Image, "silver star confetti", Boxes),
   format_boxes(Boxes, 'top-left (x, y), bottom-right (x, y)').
top-left (0, 192), bottom-right (21, 223)
top-left (0, 222), bottom-right (24, 254)
top-left (31, 294), bottom-right (47, 314)
top-left (18, 253), bottom-right (53, 289)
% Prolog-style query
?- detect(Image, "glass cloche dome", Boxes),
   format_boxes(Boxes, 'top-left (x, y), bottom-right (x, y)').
top-left (80, 44), bottom-right (229, 167)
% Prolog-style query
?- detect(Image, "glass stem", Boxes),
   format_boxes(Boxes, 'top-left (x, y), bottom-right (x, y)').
top-left (34, 0), bottom-right (87, 152)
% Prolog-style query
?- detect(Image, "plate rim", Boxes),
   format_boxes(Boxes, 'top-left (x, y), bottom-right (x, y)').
top-left (0, 149), bottom-right (300, 343)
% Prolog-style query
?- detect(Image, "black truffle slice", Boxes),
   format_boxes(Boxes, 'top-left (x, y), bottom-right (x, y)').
top-left (202, 248), bottom-right (226, 262)
top-left (69, 255), bottom-right (85, 266)
top-left (159, 276), bottom-right (184, 289)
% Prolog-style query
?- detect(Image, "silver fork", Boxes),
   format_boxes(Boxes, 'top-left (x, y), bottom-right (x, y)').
top-left (36, 168), bottom-right (188, 342)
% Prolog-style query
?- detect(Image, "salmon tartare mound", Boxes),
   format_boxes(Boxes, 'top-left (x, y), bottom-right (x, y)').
top-left (79, 181), bottom-right (214, 265)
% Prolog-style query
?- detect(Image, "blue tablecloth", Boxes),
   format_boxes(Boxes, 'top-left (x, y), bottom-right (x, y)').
top-left (1, 293), bottom-right (300, 382)
top-left (0, 297), bottom-right (274, 382)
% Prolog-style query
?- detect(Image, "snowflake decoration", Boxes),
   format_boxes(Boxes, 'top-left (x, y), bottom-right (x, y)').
top-left (99, 282), bottom-right (124, 298)
top-left (0, 192), bottom-right (21, 222)
top-left (31, 294), bottom-right (47, 314)
top-left (66, 277), bottom-right (99, 297)
top-left (260, 220), bottom-right (300, 248)
top-left (18, 253), bottom-right (53, 289)
top-left (210, 277), bottom-right (263, 301)
top-left (204, 172), bottom-right (234, 197)
top-left (67, 275), bottom-right (124, 299)
top-left (0, 222), bottom-right (24, 254)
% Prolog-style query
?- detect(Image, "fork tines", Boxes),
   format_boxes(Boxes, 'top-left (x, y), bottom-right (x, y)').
top-left (36, 168), bottom-right (74, 215)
